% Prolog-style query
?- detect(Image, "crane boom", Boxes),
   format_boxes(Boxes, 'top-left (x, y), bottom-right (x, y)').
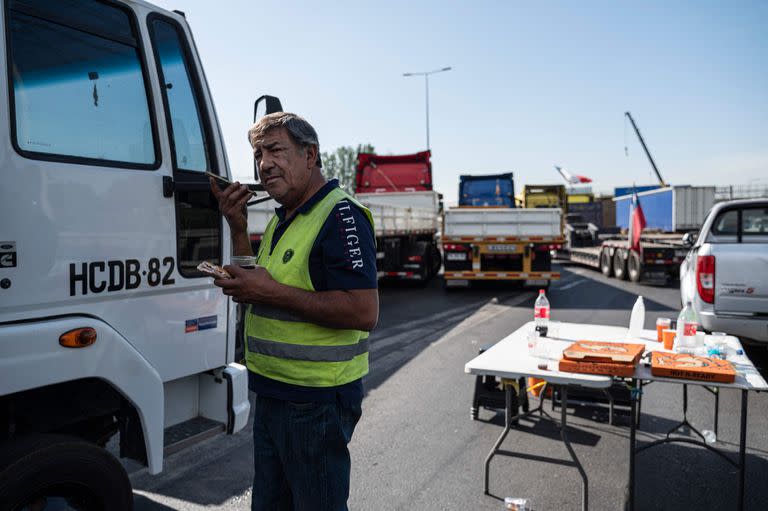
top-left (624, 111), bottom-right (667, 187)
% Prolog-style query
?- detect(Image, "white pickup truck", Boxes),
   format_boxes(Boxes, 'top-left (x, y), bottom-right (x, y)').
top-left (680, 199), bottom-right (768, 343)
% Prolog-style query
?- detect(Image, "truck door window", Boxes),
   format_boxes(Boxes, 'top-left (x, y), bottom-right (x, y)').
top-left (5, 0), bottom-right (158, 167)
top-left (148, 15), bottom-right (221, 276)
top-left (149, 18), bottom-right (209, 172)
top-left (742, 208), bottom-right (768, 235)
top-left (712, 210), bottom-right (738, 235)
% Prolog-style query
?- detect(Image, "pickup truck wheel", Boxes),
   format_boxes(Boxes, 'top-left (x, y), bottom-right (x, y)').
top-left (600, 249), bottom-right (613, 277)
top-left (0, 434), bottom-right (133, 511)
top-left (613, 250), bottom-right (628, 280)
top-left (628, 251), bottom-right (642, 282)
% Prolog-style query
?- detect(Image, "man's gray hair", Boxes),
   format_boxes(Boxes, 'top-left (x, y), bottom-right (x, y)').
top-left (248, 112), bottom-right (322, 168)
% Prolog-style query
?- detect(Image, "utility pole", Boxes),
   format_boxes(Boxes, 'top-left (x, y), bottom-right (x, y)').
top-left (403, 67), bottom-right (452, 150)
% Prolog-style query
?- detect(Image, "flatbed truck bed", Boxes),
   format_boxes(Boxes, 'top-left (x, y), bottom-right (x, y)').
top-left (557, 233), bottom-right (687, 283)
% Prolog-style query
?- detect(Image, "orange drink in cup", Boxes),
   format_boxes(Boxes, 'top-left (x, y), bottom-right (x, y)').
top-left (662, 329), bottom-right (676, 350)
top-left (656, 318), bottom-right (672, 342)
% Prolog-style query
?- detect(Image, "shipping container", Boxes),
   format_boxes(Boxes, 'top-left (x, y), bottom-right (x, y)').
top-left (614, 186), bottom-right (715, 232)
top-left (614, 185), bottom-right (661, 198)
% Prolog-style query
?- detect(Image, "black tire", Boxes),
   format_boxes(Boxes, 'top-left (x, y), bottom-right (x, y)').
top-left (431, 245), bottom-right (442, 276)
top-left (600, 249), bottom-right (613, 277)
top-left (0, 434), bottom-right (133, 511)
top-left (613, 250), bottom-right (628, 280)
top-left (628, 250), bottom-right (642, 283)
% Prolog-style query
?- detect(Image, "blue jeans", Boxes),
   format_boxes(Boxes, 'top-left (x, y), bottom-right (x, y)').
top-left (251, 394), bottom-right (362, 511)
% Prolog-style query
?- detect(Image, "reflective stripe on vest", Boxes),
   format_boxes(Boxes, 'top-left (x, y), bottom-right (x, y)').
top-left (247, 336), bottom-right (370, 362)
top-left (244, 186), bottom-right (375, 387)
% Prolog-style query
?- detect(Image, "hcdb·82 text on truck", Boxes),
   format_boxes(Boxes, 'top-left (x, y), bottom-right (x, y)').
top-left (0, 1), bottom-right (253, 509)
top-left (442, 173), bottom-right (564, 289)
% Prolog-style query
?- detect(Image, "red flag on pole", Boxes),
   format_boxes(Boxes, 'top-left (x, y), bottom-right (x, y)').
top-left (629, 190), bottom-right (647, 252)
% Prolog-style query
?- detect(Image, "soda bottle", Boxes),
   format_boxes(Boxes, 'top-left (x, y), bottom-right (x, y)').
top-left (675, 301), bottom-right (699, 352)
top-left (534, 289), bottom-right (550, 334)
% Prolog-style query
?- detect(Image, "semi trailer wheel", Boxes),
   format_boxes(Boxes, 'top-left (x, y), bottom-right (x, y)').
top-left (613, 250), bottom-right (628, 280)
top-left (0, 434), bottom-right (133, 511)
top-left (628, 251), bottom-right (642, 282)
top-left (600, 249), bottom-right (613, 277)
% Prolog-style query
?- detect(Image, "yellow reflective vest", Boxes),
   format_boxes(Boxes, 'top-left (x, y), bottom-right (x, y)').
top-left (244, 186), bottom-right (374, 387)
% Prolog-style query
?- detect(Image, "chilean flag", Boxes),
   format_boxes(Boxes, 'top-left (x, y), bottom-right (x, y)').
top-left (628, 189), bottom-right (647, 252)
top-left (555, 165), bottom-right (592, 184)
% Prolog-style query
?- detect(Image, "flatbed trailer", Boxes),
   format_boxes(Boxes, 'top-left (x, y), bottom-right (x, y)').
top-left (442, 207), bottom-right (564, 288)
top-left (559, 233), bottom-right (687, 283)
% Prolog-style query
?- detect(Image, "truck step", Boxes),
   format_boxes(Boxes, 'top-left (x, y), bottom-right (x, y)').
top-left (164, 417), bottom-right (225, 457)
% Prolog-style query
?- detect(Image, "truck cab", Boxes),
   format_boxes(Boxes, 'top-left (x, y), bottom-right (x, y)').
top-left (0, 1), bottom-right (250, 508)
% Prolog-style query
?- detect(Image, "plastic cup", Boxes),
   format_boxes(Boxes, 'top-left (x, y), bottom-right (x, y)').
top-left (662, 329), bottom-right (676, 350)
top-left (230, 255), bottom-right (256, 269)
top-left (656, 318), bottom-right (672, 342)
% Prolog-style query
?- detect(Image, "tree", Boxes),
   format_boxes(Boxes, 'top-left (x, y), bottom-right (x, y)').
top-left (321, 144), bottom-right (374, 194)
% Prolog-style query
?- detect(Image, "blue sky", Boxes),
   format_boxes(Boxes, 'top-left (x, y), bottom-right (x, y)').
top-left (153, 0), bottom-right (767, 204)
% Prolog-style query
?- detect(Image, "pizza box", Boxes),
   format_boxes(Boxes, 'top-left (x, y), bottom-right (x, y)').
top-left (558, 357), bottom-right (636, 377)
top-left (562, 341), bottom-right (645, 364)
top-left (650, 351), bottom-right (736, 384)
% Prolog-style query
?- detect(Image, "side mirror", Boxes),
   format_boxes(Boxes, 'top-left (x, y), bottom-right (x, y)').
top-left (681, 231), bottom-right (698, 248)
top-left (252, 95), bottom-right (283, 180)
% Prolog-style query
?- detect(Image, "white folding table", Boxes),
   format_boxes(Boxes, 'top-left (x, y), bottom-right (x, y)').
top-left (465, 321), bottom-right (768, 511)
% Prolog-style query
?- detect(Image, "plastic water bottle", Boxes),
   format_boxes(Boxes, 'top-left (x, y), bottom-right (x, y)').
top-left (534, 290), bottom-right (550, 334)
top-left (676, 301), bottom-right (699, 353)
top-left (628, 296), bottom-right (645, 339)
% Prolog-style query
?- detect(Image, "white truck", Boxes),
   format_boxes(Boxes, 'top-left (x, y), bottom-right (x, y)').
top-left (248, 197), bottom-right (280, 253)
top-left (442, 174), bottom-right (564, 288)
top-left (354, 151), bottom-right (442, 282)
top-left (357, 191), bottom-right (442, 281)
top-left (0, 1), bottom-right (253, 509)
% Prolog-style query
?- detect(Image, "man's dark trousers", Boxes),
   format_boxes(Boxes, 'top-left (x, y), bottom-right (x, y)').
top-left (251, 394), bottom-right (362, 511)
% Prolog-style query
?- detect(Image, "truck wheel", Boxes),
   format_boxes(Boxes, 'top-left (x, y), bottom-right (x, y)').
top-left (613, 250), bottom-right (628, 280)
top-left (0, 434), bottom-right (133, 511)
top-left (628, 251), bottom-right (642, 282)
top-left (600, 249), bottom-right (613, 277)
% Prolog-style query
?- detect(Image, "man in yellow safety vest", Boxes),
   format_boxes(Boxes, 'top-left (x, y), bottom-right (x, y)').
top-left (209, 112), bottom-right (378, 511)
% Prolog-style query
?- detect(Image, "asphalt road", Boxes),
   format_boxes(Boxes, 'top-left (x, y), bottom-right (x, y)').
top-left (131, 262), bottom-right (768, 510)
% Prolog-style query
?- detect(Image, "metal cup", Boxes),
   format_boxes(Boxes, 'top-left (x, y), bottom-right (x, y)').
top-left (230, 255), bottom-right (256, 269)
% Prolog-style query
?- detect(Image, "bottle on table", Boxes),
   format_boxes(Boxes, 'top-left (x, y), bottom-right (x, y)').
top-left (534, 289), bottom-right (550, 336)
top-left (675, 301), bottom-right (699, 353)
top-left (628, 296), bottom-right (645, 339)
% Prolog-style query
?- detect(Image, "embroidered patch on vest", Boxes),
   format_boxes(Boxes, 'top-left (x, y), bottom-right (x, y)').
top-left (282, 249), bottom-right (294, 263)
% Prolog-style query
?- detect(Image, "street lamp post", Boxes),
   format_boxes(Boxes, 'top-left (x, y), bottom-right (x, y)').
top-left (403, 66), bottom-right (451, 150)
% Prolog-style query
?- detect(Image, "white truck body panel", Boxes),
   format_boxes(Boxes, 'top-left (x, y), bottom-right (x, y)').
top-left (0, 317), bottom-right (165, 473)
top-left (443, 208), bottom-right (562, 238)
top-left (357, 191), bottom-right (440, 236)
top-left (0, 0), bottom-right (250, 475)
top-left (247, 197), bottom-right (280, 236)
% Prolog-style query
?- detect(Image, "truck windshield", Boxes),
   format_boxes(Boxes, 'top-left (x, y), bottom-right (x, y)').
top-left (6, 0), bottom-right (156, 166)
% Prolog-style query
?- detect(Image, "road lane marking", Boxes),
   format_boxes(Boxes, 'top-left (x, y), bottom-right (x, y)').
top-left (556, 278), bottom-right (586, 291)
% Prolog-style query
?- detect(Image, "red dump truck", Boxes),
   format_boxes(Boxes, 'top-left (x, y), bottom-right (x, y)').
top-left (355, 151), bottom-right (442, 281)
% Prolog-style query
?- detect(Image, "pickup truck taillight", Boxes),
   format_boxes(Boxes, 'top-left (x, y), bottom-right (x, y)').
top-left (696, 255), bottom-right (715, 304)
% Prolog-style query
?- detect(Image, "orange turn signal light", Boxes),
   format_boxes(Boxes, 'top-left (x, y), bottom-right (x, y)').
top-left (59, 327), bottom-right (97, 348)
